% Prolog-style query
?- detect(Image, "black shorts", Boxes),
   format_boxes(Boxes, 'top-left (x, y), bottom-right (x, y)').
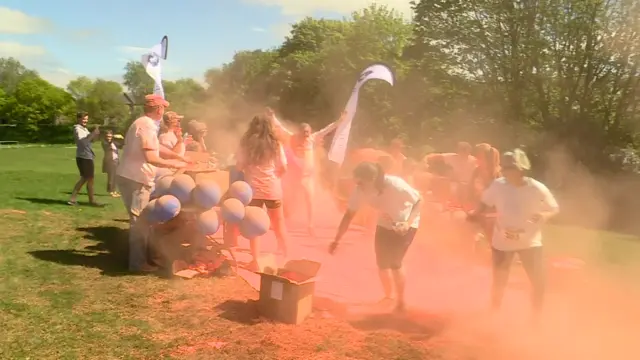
top-left (374, 226), bottom-right (417, 270)
top-left (248, 199), bottom-right (282, 209)
top-left (76, 158), bottom-right (95, 179)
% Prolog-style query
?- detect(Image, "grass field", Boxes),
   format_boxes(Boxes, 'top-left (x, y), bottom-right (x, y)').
top-left (1, 144), bottom-right (640, 359)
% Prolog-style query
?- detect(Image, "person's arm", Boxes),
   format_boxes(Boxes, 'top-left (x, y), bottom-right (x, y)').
top-left (531, 182), bottom-right (560, 223)
top-left (159, 145), bottom-right (190, 162)
top-left (173, 129), bottom-right (185, 154)
top-left (139, 130), bottom-right (185, 169)
top-left (467, 180), bottom-right (498, 221)
top-left (266, 108), bottom-right (294, 141)
top-left (312, 111), bottom-right (347, 140)
top-left (275, 144), bottom-right (288, 177)
top-left (74, 126), bottom-right (99, 145)
top-left (329, 189), bottom-right (362, 254)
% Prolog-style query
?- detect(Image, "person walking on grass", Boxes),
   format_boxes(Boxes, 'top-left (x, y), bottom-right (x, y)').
top-left (467, 149), bottom-right (559, 319)
top-left (69, 112), bottom-right (102, 207)
top-left (116, 94), bottom-right (189, 273)
top-left (329, 161), bottom-right (423, 313)
top-left (102, 130), bottom-right (122, 198)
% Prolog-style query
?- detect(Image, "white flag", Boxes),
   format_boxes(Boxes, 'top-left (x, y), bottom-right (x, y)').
top-left (328, 64), bottom-right (394, 164)
top-left (141, 36), bottom-right (168, 99)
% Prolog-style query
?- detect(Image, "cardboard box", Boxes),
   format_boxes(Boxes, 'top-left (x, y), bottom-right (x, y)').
top-left (258, 259), bottom-right (322, 324)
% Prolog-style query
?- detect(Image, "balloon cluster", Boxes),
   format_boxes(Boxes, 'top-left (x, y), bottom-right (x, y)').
top-left (145, 172), bottom-right (271, 240)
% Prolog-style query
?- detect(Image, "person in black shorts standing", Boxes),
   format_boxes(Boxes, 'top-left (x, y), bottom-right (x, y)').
top-left (329, 161), bottom-right (422, 313)
top-left (68, 112), bottom-right (102, 206)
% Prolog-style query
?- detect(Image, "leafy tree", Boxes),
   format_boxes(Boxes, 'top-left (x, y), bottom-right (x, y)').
top-left (0, 57), bottom-right (38, 95)
top-left (122, 61), bottom-right (155, 104)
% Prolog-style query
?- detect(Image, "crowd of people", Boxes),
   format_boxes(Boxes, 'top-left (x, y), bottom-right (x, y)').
top-left (68, 93), bottom-right (559, 319)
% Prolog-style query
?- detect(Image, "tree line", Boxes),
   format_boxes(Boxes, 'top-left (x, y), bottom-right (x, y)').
top-left (2, 1), bottom-right (640, 172)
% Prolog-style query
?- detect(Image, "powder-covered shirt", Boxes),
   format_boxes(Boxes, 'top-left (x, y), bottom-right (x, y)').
top-left (116, 116), bottom-right (160, 186)
top-left (73, 124), bottom-right (95, 160)
top-left (442, 153), bottom-right (477, 184)
top-left (158, 131), bottom-right (185, 156)
top-left (272, 117), bottom-right (337, 177)
top-left (348, 175), bottom-right (422, 230)
top-left (236, 143), bottom-right (287, 200)
top-left (481, 177), bottom-right (559, 251)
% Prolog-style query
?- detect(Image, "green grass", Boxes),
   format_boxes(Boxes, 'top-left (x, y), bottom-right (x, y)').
top-left (1, 145), bottom-right (640, 359)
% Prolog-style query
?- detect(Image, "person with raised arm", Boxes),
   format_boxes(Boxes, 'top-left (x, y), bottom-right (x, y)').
top-left (267, 108), bottom-right (346, 236)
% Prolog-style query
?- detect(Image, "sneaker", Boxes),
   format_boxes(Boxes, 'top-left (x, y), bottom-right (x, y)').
top-left (67, 200), bottom-right (78, 206)
top-left (110, 192), bottom-right (121, 198)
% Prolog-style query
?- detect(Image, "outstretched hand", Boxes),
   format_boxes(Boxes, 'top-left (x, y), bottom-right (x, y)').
top-left (328, 241), bottom-right (339, 255)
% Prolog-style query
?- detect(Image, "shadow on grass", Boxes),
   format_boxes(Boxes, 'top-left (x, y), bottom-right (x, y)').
top-left (60, 191), bottom-right (110, 197)
top-left (15, 197), bottom-right (87, 206)
top-left (29, 225), bottom-right (137, 277)
top-left (215, 299), bottom-right (261, 325)
top-left (347, 310), bottom-right (450, 338)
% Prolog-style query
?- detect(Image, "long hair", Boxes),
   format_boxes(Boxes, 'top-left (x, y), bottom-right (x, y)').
top-left (475, 143), bottom-right (501, 179)
top-left (240, 114), bottom-right (280, 165)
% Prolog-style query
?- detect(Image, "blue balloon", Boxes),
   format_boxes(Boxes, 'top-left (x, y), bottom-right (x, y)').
top-left (192, 179), bottom-right (222, 209)
top-left (239, 206), bottom-right (270, 239)
top-left (228, 181), bottom-right (253, 206)
top-left (142, 199), bottom-right (159, 223)
top-left (154, 175), bottom-right (174, 198)
top-left (197, 209), bottom-right (220, 235)
top-left (169, 174), bottom-right (196, 203)
top-left (155, 195), bottom-right (181, 222)
top-left (220, 198), bottom-right (245, 223)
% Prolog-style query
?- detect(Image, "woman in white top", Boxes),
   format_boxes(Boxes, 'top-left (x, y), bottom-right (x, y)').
top-left (329, 161), bottom-right (422, 313)
top-left (468, 149), bottom-right (559, 316)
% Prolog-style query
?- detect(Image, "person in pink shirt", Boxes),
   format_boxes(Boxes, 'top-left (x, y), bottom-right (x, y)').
top-left (158, 111), bottom-right (185, 157)
top-left (442, 141), bottom-right (478, 207)
top-left (267, 108), bottom-right (346, 235)
top-left (236, 113), bottom-right (289, 269)
top-left (116, 94), bottom-right (189, 272)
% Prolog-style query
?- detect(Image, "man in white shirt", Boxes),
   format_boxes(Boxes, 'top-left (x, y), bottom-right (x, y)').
top-left (329, 161), bottom-right (422, 313)
top-left (468, 149), bottom-right (559, 316)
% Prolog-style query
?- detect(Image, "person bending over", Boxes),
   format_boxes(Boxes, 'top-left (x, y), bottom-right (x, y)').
top-left (329, 161), bottom-right (422, 313)
top-left (467, 149), bottom-right (559, 318)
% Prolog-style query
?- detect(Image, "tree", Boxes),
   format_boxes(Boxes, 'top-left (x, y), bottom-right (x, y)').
top-left (122, 61), bottom-right (155, 104)
top-left (0, 57), bottom-right (38, 95)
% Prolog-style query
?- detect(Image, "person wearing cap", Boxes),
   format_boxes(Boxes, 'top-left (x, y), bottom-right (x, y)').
top-left (159, 111), bottom-right (185, 157)
top-left (184, 120), bottom-right (208, 153)
top-left (467, 149), bottom-right (559, 317)
top-left (68, 111), bottom-right (102, 206)
top-left (116, 94), bottom-right (189, 273)
top-left (329, 161), bottom-right (422, 313)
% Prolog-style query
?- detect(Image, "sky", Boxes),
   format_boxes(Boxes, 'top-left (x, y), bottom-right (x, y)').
top-left (0, 0), bottom-right (412, 88)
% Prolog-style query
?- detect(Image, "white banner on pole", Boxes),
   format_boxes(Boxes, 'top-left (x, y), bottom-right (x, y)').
top-left (327, 64), bottom-right (394, 164)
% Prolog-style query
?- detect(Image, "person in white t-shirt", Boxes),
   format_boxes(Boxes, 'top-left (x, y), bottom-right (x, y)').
top-left (158, 111), bottom-right (185, 157)
top-left (329, 161), bottom-right (422, 313)
top-left (467, 149), bottom-right (559, 315)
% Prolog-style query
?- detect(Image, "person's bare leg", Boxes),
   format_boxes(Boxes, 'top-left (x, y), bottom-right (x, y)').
top-left (269, 206), bottom-right (289, 258)
top-left (249, 237), bottom-right (260, 261)
top-left (392, 268), bottom-right (406, 309)
top-left (86, 178), bottom-right (96, 203)
top-left (70, 177), bottom-right (86, 203)
top-left (378, 269), bottom-right (394, 299)
top-left (302, 179), bottom-right (314, 235)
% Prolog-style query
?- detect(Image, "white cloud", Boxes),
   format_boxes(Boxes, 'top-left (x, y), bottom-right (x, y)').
top-left (117, 45), bottom-right (149, 55)
top-left (244, 0), bottom-right (413, 17)
top-left (251, 27), bottom-right (267, 32)
top-left (0, 7), bottom-right (51, 34)
top-left (0, 41), bottom-right (47, 58)
top-left (40, 68), bottom-right (80, 88)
